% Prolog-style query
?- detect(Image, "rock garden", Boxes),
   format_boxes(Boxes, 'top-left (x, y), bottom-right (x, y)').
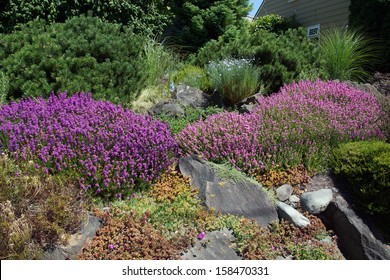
top-left (0, 1), bottom-right (389, 261)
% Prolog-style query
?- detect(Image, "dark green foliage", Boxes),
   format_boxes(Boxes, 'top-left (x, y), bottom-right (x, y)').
top-left (330, 141), bottom-right (390, 215)
top-left (0, 0), bottom-right (173, 36)
top-left (194, 26), bottom-right (321, 94)
top-left (166, 0), bottom-right (251, 53)
top-left (0, 17), bottom-right (147, 106)
top-left (349, 0), bottom-right (390, 72)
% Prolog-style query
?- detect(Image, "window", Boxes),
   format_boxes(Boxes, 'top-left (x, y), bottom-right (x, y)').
top-left (307, 24), bottom-right (320, 38)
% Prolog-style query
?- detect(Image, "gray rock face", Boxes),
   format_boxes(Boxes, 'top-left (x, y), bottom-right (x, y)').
top-left (237, 93), bottom-right (262, 114)
top-left (176, 85), bottom-right (210, 108)
top-left (149, 100), bottom-right (185, 117)
top-left (180, 228), bottom-right (241, 260)
top-left (289, 195), bottom-right (300, 204)
top-left (300, 189), bottom-right (333, 214)
top-left (43, 215), bottom-right (101, 260)
top-left (179, 155), bottom-right (278, 227)
top-left (276, 184), bottom-right (293, 202)
top-left (324, 195), bottom-right (390, 260)
top-left (277, 202), bottom-right (310, 228)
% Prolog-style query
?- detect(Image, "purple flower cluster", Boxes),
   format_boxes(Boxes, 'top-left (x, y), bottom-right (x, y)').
top-left (0, 93), bottom-right (179, 196)
top-left (177, 80), bottom-right (386, 175)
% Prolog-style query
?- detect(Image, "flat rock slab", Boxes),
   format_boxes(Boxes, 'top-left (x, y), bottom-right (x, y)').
top-left (43, 215), bottom-right (101, 260)
top-left (277, 202), bottom-right (310, 228)
top-left (179, 155), bottom-right (278, 227)
top-left (180, 229), bottom-right (241, 260)
top-left (324, 195), bottom-right (390, 260)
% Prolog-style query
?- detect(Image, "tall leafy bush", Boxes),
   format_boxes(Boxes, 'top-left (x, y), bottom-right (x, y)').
top-left (194, 26), bottom-right (321, 94)
top-left (0, 93), bottom-right (179, 198)
top-left (0, 17), bottom-right (147, 106)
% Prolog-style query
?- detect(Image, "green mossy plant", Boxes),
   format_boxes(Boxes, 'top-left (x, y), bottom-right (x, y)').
top-left (330, 141), bottom-right (390, 215)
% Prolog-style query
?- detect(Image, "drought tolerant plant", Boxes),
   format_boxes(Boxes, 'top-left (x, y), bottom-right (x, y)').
top-left (77, 209), bottom-right (191, 260)
top-left (0, 72), bottom-right (9, 104)
top-left (0, 17), bottom-right (148, 106)
top-left (0, 155), bottom-right (88, 259)
top-left (330, 140), bottom-right (390, 215)
top-left (320, 28), bottom-right (378, 81)
top-left (207, 58), bottom-right (261, 107)
top-left (177, 80), bottom-right (386, 176)
top-left (0, 0), bottom-right (173, 36)
top-left (156, 105), bottom-right (224, 135)
top-left (0, 93), bottom-right (179, 198)
top-left (172, 65), bottom-right (210, 91)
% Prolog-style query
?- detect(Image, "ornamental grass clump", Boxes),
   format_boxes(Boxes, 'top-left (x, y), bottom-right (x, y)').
top-left (207, 58), bottom-right (261, 106)
top-left (177, 80), bottom-right (386, 176)
top-left (0, 93), bottom-right (179, 198)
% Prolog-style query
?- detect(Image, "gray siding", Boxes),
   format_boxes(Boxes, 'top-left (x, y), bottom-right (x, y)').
top-left (256, 0), bottom-right (350, 29)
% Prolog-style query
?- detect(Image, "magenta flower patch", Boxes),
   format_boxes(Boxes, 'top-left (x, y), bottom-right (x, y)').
top-left (177, 80), bottom-right (386, 175)
top-left (0, 92), bottom-right (179, 196)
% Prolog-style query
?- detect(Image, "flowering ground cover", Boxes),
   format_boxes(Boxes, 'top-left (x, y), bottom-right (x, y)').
top-left (177, 80), bottom-right (386, 176)
top-left (0, 93), bottom-right (179, 198)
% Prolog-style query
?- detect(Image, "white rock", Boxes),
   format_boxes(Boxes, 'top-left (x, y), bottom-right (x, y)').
top-left (300, 189), bottom-right (333, 214)
top-left (277, 202), bottom-right (310, 228)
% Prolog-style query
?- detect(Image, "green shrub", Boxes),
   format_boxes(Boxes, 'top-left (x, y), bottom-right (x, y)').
top-left (0, 17), bottom-right (148, 106)
top-left (172, 65), bottom-right (210, 91)
top-left (330, 141), bottom-right (390, 215)
top-left (250, 14), bottom-right (300, 34)
top-left (206, 58), bottom-right (261, 106)
top-left (194, 26), bottom-right (321, 94)
top-left (349, 0), bottom-right (390, 72)
top-left (320, 28), bottom-right (378, 82)
top-left (0, 0), bottom-right (173, 36)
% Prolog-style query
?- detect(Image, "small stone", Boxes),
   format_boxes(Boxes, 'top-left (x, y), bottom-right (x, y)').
top-left (276, 184), bottom-right (293, 201)
top-left (289, 195), bottom-right (300, 203)
top-left (300, 189), bottom-right (333, 214)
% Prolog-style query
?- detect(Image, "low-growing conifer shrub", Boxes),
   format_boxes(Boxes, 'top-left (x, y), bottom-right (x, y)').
top-left (330, 140), bottom-right (390, 215)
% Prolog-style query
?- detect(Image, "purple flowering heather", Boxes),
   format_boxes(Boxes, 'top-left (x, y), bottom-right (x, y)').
top-left (0, 93), bottom-right (179, 196)
top-left (177, 80), bottom-right (386, 175)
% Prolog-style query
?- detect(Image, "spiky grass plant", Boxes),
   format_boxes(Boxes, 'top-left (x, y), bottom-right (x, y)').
top-left (320, 28), bottom-right (378, 82)
top-left (0, 71), bottom-right (9, 104)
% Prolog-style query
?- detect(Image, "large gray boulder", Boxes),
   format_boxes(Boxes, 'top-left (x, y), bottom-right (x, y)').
top-left (277, 202), bottom-right (310, 228)
top-left (324, 195), bottom-right (390, 260)
top-left (176, 85), bottom-right (210, 108)
top-left (178, 155), bottom-right (278, 227)
top-left (300, 189), bottom-right (333, 214)
top-left (180, 228), bottom-right (241, 260)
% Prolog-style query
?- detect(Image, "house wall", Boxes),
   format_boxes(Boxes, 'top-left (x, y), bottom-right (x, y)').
top-left (255, 0), bottom-right (350, 29)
